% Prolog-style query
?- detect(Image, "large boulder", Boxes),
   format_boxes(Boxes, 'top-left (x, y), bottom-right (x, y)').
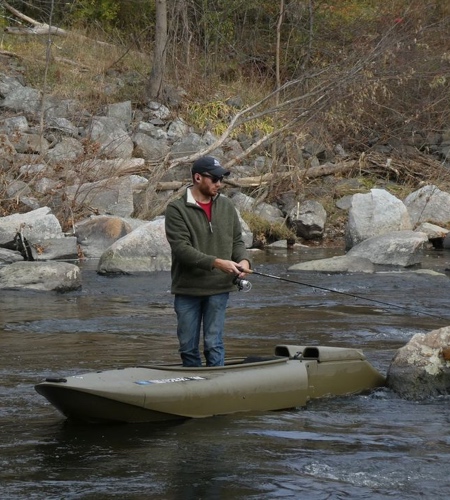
top-left (0, 261), bottom-right (81, 291)
top-left (386, 326), bottom-right (450, 399)
top-left (1, 86), bottom-right (41, 114)
top-left (404, 184), bottom-right (450, 227)
top-left (0, 206), bottom-right (77, 260)
top-left (346, 230), bottom-right (428, 267)
top-left (0, 207), bottom-right (64, 247)
top-left (346, 189), bottom-right (412, 249)
top-left (30, 236), bottom-right (79, 261)
top-left (288, 255), bottom-right (375, 273)
top-left (288, 199), bottom-right (327, 240)
top-left (132, 132), bottom-right (169, 161)
top-left (97, 217), bottom-right (171, 274)
top-left (87, 116), bottom-right (134, 159)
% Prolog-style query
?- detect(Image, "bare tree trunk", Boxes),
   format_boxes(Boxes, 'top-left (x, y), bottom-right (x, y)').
top-left (275, 0), bottom-right (285, 103)
top-left (270, 0), bottom-right (286, 192)
top-left (39, 0), bottom-right (55, 146)
top-left (301, 0), bottom-right (315, 71)
top-left (147, 0), bottom-right (168, 99)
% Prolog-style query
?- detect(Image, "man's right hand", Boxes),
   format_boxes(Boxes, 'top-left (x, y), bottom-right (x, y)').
top-left (213, 258), bottom-right (244, 276)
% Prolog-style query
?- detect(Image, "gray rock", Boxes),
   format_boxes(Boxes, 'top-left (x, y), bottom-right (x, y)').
top-left (0, 74), bottom-right (24, 96)
top-left (97, 218), bottom-right (171, 274)
top-left (404, 184), bottom-right (450, 227)
top-left (170, 132), bottom-right (207, 158)
top-left (167, 119), bottom-right (190, 141)
top-left (0, 207), bottom-right (64, 247)
top-left (10, 133), bottom-right (50, 154)
top-left (0, 248), bottom-right (23, 264)
top-left (414, 222), bottom-right (448, 240)
top-left (347, 230), bottom-right (428, 267)
top-left (0, 261), bottom-right (81, 291)
top-left (46, 117), bottom-right (79, 137)
top-left (6, 180), bottom-right (31, 198)
top-left (46, 137), bottom-right (84, 163)
top-left (229, 191), bottom-right (255, 212)
top-left (30, 236), bottom-right (79, 261)
top-left (34, 177), bottom-right (59, 194)
top-left (0, 134), bottom-right (16, 159)
top-left (346, 189), bottom-right (412, 249)
top-left (136, 121), bottom-right (168, 140)
top-left (238, 213), bottom-right (253, 249)
top-left (147, 101), bottom-right (171, 120)
top-left (42, 96), bottom-right (80, 120)
top-left (132, 132), bottom-right (169, 161)
top-left (1, 86), bottom-right (41, 114)
top-left (230, 191), bottom-right (284, 224)
top-left (289, 199), bottom-right (327, 240)
top-left (0, 115), bottom-right (28, 134)
top-left (386, 326), bottom-right (450, 399)
top-left (19, 163), bottom-right (47, 175)
top-left (107, 100), bottom-right (132, 125)
top-left (87, 116), bottom-right (134, 159)
top-left (335, 195), bottom-right (353, 210)
top-left (289, 255), bottom-right (375, 273)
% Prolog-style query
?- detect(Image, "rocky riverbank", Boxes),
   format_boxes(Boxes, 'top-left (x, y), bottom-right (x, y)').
top-left (3, 61), bottom-right (450, 400)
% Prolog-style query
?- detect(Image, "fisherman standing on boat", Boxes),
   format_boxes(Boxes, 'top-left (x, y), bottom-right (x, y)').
top-left (165, 156), bottom-right (251, 367)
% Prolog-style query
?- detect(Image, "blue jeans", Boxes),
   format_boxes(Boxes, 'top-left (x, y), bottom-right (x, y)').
top-left (174, 293), bottom-right (229, 367)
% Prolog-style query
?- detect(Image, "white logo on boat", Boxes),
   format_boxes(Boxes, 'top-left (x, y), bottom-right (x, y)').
top-left (135, 376), bottom-right (206, 385)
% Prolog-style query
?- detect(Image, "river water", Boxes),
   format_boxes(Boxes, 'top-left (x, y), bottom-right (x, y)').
top-left (1, 246), bottom-right (450, 499)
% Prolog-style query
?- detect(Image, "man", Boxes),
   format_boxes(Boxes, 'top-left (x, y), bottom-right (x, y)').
top-left (165, 156), bottom-right (251, 367)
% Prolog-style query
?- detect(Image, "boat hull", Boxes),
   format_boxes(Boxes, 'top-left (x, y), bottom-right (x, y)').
top-left (35, 345), bottom-right (385, 424)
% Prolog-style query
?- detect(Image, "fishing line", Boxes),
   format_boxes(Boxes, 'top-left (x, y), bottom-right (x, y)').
top-left (240, 268), bottom-right (445, 320)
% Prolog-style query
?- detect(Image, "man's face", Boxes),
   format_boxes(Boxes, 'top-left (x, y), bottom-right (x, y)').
top-left (197, 173), bottom-right (224, 197)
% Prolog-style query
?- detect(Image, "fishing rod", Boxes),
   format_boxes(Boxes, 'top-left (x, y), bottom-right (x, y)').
top-left (235, 268), bottom-right (445, 320)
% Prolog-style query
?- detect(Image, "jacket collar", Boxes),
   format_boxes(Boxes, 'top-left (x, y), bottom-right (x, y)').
top-left (186, 187), bottom-right (219, 205)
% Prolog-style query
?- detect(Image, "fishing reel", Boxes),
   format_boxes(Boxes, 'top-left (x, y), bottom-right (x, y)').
top-left (233, 276), bottom-right (252, 292)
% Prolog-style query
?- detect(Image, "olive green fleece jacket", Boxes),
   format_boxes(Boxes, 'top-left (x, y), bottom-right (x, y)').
top-left (165, 188), bottom-right (250, 296)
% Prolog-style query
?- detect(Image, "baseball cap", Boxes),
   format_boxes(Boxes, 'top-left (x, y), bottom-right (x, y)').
top-left (192, 156), bottom-right (230, 177)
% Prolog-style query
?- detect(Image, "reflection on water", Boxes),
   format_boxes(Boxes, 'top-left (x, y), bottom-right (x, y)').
top-left (1, 248), bottom-right (450, 499)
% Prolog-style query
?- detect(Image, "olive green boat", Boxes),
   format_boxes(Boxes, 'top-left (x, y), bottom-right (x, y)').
top-left (35, 344), bottom-right (385, 424)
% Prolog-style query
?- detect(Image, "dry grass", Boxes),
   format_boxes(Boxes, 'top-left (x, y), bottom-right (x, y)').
top-left (2, 29), bottom-right (151, 109)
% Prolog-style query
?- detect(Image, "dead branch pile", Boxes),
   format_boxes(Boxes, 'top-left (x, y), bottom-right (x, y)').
top-left (359, 151), bottom-right (450, 189)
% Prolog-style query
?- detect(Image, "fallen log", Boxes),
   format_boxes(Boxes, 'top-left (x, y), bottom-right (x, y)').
top-left (224, 160), bottom-right (358, 188)
top-left (153, 160), bottom-right (358, 191)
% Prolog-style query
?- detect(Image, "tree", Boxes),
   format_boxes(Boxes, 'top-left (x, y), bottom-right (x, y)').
top-left (147, 0), bottom-right (168, 99)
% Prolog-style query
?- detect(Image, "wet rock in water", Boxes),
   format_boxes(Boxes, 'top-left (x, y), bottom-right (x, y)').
top-left (0, 261), bottom-right (82, 291)
top-left (386, 326), bottom-right (450, 399)
top-left (288, 255), bottom-right (375, 273)
top-left (346, 230), bottom-right (428, 267)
